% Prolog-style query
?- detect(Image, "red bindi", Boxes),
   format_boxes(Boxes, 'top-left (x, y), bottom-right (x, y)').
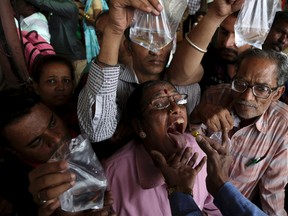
top-left (164, 89), bottom-right (168, 94)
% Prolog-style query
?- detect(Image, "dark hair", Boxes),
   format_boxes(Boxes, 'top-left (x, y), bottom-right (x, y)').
top-left (0, 86), bottom-right (41, 146)
top-left (235, 48), bottom-right (288, 86)
top-left (272, 11), bottom-right (288, 26)
top-left (31, 55), bottom-right (75, 83)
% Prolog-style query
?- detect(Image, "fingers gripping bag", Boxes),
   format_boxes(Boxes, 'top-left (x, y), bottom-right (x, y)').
top-left (235, 0), bottom-right (281, 49)
top-left (49, 135), bottom-right (107, 212)
top-left (130, 0), bottom-right (187, 52)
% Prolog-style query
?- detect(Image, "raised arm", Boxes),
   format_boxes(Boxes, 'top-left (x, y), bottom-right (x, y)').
top-left (77, 0), bottom-right (163, 142)
top-left (167, 0), bottom-right (244, 85)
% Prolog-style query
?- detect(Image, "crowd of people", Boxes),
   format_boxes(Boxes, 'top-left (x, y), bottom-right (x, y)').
top-left (0, 0), bottom-right (287, 215)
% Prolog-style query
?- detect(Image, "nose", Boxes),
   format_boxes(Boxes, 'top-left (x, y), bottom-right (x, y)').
top-left (149, 48), bottom-right (162, 56)
top-left (224, 33), bottom-right (235, 48)
top-left (55, 81), bottom-right (64, 91)
top-left (168, 100), bottom-right (181, 114)
top-left (240, 86), bottom-right (255, 100)
top-left (45, 130), bottom-right (63, 149)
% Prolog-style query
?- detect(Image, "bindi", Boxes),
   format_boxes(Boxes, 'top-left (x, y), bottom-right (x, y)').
top-left (164, 89), bottom-right (168, 94)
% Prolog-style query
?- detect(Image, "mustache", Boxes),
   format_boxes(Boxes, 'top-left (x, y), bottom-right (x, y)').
top-left (235, 100), bottom-right (257, 108)
top-left (220, 47), bottom-right (238, 55)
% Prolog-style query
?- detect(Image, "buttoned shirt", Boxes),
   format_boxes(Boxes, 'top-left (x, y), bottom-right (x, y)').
top-left (78, 62), bottom-right (201, 142)
top-left (199, 84), bottom-right (288, 216)
top-left (103, 133), bottom-right (221, 216)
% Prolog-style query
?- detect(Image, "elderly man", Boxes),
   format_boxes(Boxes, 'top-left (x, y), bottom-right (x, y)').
top-left (190, 48), bottom-right (288, 215)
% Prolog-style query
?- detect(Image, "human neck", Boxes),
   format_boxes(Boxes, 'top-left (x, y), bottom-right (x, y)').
top-left (135, 70), bottom-right (161, 83)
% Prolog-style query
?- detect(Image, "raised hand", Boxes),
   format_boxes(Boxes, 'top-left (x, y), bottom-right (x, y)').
top-left (194, 128), bottom-right (233, 196)
top-left (151, 148), bottom-right (206, 194)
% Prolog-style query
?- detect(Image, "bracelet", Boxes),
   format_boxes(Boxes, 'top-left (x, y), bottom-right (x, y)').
top-left (84, 13), bottom-right (91, 20)
top-left (185, 33), bottom-right (207, 53)
top-left (167, 186), bottom-right (193, 196)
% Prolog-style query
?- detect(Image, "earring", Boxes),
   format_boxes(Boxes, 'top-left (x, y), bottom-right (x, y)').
top-left (169, 109), bottom-right (173, 113)
top-left (139, 131), bottom-right (147, 139)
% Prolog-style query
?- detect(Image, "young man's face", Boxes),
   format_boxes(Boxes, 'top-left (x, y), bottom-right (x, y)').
top-left (217, 15), bottom-right (251, 63)
top-left (2, 103), bottom-right (71, 164)
top-left (263, 19), bottom-right (288, 52)
top-left (128, 41), bottom-right (173, 82)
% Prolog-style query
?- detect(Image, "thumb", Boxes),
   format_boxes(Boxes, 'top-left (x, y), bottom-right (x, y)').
top-left (150, 150), bottom-right (167, 169)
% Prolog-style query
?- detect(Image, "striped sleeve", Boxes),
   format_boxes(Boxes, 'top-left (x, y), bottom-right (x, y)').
top-left (77, 62), bottom-right (120, 142)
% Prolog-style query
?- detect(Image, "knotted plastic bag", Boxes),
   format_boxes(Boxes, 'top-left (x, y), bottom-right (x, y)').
top-left (129, 0), bottom-right (187, 52)
top-left (235, 0), bottom-right (281, 49)
top-left (50, 135), bottom-right (107, 212)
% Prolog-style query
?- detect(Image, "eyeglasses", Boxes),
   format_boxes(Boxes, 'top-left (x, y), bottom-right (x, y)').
top-left (231, 78), bottom-right (279, 99)
top-left (142, 93), bottom-right (188, 112)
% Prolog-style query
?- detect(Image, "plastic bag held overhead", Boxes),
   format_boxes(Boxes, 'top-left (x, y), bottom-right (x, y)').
top-left (234, 0), bottom-right (281, 49)
top-left (130, 0), bottom-right (187, 52)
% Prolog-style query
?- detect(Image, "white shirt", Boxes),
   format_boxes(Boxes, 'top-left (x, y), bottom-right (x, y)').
top-left (18, 12), bottom-right (51, 43)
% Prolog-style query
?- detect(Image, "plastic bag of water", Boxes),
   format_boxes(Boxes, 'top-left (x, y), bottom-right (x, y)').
top-left (235, 0), bottom-right (281, 49)
top-left (50, 135), bottom-right (107, 212)
top-left (129, 0), bottom-right (187, 52)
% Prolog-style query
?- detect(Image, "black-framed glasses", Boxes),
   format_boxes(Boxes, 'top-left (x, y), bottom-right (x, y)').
top-left (141, 93), bottom-right (188, 113)
top-left (231, 78), bottom-right (279, 99)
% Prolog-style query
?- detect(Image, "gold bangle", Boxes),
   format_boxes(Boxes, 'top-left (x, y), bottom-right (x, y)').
top-left (185, 33), bottom-right (207, 53)
top-left (84, 13), bottom-right (91, 20)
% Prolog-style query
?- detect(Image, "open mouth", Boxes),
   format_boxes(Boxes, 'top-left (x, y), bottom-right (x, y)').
top-left (167, 118), bottom-right (185, 134)
top-left (167, 118), bottom-right (186, 148)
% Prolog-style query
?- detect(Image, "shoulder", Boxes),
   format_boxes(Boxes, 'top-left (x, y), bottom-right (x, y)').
top-left (268, 101), bottom-right (288, 122)
top-left (103, 141), bottom-right (136, 169)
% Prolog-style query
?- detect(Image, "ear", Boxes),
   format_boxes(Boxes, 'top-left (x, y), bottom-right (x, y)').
top-left (131, 118), bottom-right (142, 134)
top-left (32, 81), bottom-right (40, 95)
top-left (124, 39), bottom-right (132, 54)
top-left (272, 85), bottom-right (285, 101)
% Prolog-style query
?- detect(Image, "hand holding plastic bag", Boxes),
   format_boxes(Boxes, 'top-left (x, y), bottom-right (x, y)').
top-left (235, 0), bottom-right (281, 49)
top-left (50, 135), bottom-right (107, 212)
top-left (130, 0), bottom-right (187, 52)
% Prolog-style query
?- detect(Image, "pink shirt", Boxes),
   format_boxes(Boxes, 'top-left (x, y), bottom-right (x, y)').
top-left (200, 84), bottom-right (288, 216)
top-left (103, 133), bottom-right (220, 216)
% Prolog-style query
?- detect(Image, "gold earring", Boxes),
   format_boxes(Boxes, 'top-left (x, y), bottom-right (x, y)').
top-left (139, 131), bottom-right (146, 139)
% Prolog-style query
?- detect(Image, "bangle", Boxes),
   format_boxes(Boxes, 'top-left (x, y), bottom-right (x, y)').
top-left (185, 33), bottom-right (207, 53)
top-left (167, 186), bottom-right (193, 196)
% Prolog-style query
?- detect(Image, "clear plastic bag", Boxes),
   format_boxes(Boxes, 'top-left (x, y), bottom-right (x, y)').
top-left (50, 135), bottom-right (107, 212)
top-left (235, 0), bottom-right (281, 49)
top-left (130, 0), bottom-right (187, 52)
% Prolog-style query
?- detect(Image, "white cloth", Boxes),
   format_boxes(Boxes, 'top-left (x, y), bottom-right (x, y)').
top-left (18, 12), bottom-right (51, 43)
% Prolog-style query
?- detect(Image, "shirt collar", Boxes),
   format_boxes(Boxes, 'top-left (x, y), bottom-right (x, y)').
top-left (135, 143), bottom-right (165, 189)
top-left (119, 65), bottom-right (140, 84)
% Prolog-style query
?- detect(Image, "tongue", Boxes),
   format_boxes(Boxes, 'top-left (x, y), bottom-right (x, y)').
top-left (167, 131), bottom-right (187, 148)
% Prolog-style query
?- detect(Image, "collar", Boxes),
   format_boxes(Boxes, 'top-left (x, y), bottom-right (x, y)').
top-left (119, 65), bottom-right (140, 84)
top-left (231, 108), bottom-right (268, 134)
top-left (135, 143), bottom-right (165, 189)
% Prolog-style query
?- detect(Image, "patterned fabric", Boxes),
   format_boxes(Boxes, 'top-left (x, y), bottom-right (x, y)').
top-left (187, 0), bottom-right (201, 15)
top-left (83, 0), bottom-right (109, 62)
top-left (200, 84), bottom-right (288, 216)
top-left (77, 61), bottom-right (201, 142)
top-left (103, 134), bottom-right (220, 215)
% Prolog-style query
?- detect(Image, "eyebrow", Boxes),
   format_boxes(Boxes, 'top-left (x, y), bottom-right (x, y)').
top-left (25, 112), bottom-right (54, 148)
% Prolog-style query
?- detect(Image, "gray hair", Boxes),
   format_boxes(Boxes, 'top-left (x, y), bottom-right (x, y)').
top-left (235, 48), bottom-right (288, 86)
